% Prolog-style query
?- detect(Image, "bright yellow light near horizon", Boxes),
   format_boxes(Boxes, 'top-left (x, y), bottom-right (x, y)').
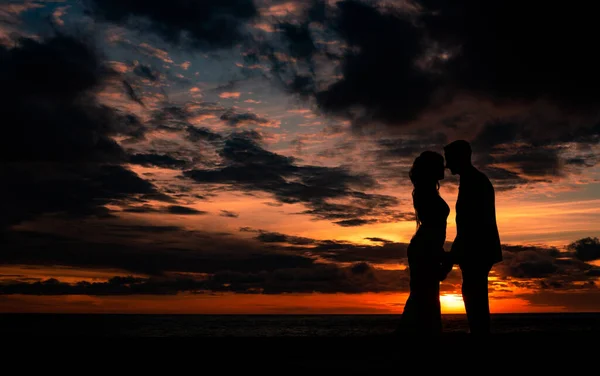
top-left (440, 293), bottom-right (465, 313)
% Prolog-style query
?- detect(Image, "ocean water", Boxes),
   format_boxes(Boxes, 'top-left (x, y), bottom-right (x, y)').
top-left (0, 312), bottom-right (599, 337)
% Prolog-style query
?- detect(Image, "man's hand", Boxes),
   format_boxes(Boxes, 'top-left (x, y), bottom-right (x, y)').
top-left (439, 259), bottom-right (454, 281)
top-left (439, 263), bottom-right (452, 281)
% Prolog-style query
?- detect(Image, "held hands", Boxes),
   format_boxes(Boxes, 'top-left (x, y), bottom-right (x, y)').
top-left (439, 251), bottom-right (454, 281)
top-left (439, 261), bottom-right (453, 281)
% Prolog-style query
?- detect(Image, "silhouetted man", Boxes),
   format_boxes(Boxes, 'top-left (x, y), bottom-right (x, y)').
top-left (443, 140), bottom-right (503, 334)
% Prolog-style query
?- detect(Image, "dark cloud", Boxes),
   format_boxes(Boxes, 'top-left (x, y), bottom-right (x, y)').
top-left (87, 0), bottom-right (258, 50)
top-left (516, 290), bottom-right (600, 312)
top-left (475, 166), bottom-right (527, 192)
top-left (122, 204), bottom-right (206, 215)
top-left (0, 224), bottom-right (409, 295)
top-left (365, 237), bottom-right (393, 244)
top-left (220, 109), bottom-right (275, 128)
top-left (132, 63), bottom-right (159, 81)
top-left (566, 158), bottom-right (591, 167)
top-left (1, 224), bottom-right (598, 295)
top-left (138, 105), bottom-right (277, 177)
top-left (470, 120), bottom-right (520, 152)
top-left (239, 228), bottom-right (600, 289)
top-left (146, 103), bottom-right (225, 146)
top-left (469, 120), bottom-right (597, 181)
top-left (0, 227), bottom-right (315, 276)
top-left (103, 225), bottom-right (184, 233)
top-left (269, 0), bottom-right (600, 126)
top-left (0, 34), bottom-right (168, 230)
top-left (495, 146), bottom-right (562, 178)
top-left (499, 245), bottom-right (561, 278)
top-left (166, 205), bottom-right (206, 215)
top-left (420, 0), bottom-right (600, 114)
top-left (220, 210), bottom-right (239, 218)
top-left (262, 0), bottom-right (437, 126)
top-left (185, 126), bottom-right (223, 143)
top-left (567, 237), bottom-right (600, 262)
top-left (586, 269), bottom-right (600, 277)
top-left (124, 103), bottom-right (227, 177)
top-left (367, 117), bottom-right (590, 190)
top-left (122, 79), bottom-right (145, 107)
top-left (122, 205), bottom-right (161, 214)
top-left (376, 132), bottom-right (449, 160)
top-left (241, 228), bottom-right (316, 246)
top-left (245, 227), bottom-right (409, 264)
top-left (496, 244), bottom-right (597, 290)
top-left (262, 0), bottom-right (600, 185)
top-left (309, 239), bottom-right (409, 264)
top-left (0, 274), bottom-right (208, 296)
top-left (150, 104), bottom-right (223, 131)
top-left (183, 133), bottom-right (412, 226)
top-left (129, 153), bottom-right (188, 169)
top-left (1, 35), bottom-right (122, 163)
top-left (334, 219), bottom-right (377, 227)
top-left (0, 262), bottom-right (410, 295)
top-left (165, 262), bottom-right (409, 294)
top-left (298, 196), bottom-right (415, 226)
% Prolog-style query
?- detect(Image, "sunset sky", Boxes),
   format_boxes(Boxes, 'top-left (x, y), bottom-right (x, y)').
top-left (1, 0), bottom-right (599, 314)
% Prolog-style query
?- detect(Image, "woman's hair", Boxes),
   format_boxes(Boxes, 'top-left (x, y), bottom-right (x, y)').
top-left (409, 151), bottom-right (444, 228)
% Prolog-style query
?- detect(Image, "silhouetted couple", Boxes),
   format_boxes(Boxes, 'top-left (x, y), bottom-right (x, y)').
top-left (397, 140), bottom-right (503, 335)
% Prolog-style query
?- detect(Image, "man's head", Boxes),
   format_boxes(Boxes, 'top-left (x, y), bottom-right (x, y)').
top-left (444, 140), bottom-right (472, 175)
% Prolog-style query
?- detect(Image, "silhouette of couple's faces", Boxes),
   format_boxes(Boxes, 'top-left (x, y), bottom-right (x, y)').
top-left (414, 140), bottom-right (472, 183)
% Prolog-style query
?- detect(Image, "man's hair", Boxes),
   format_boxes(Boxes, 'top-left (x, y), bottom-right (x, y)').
top-left (444, 140), bottom-right (472, 160)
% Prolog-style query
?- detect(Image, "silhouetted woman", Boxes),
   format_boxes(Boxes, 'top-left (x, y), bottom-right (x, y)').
top-left (397, 151), bottom-right (450, 334)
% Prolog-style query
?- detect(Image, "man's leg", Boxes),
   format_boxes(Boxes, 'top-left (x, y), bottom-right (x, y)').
top-left (461, 265), bottom-right (491, 334)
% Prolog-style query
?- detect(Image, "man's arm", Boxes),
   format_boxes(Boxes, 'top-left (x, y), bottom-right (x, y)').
top-left (449, 234), bottom-right (461, 265)
top-left (439, 248), bottom-right (454, 281)
top-left (439, 238), bottom-right (458, 281)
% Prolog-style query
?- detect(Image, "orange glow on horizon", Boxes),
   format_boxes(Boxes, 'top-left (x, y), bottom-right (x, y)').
top-left (440, 294), bottom-right (465, 314)
top-left (1, 290), bottom-right (595, 314)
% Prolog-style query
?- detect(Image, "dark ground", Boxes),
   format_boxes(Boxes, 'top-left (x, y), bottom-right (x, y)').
top-left (1, 313), bottom-right (596, 373)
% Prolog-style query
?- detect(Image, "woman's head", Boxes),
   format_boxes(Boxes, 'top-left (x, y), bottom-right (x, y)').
top-left (410, 151), bottom-right (445, 228)
top-left (409, 151), bottom-right (445, 189)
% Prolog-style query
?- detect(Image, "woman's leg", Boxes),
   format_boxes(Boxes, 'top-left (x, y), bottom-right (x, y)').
top-left (422, 263), bottom-right (443, 334)
top-left (398, 259), bottom-right (422, 333)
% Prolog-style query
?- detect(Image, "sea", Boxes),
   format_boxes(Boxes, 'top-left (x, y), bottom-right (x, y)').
top-left (1, 312), bottom-right (599, 337)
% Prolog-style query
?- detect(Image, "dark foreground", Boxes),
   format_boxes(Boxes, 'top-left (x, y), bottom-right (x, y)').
top-left (1, 313), bottom-right (596, 373)
top-left (1, 312), bottom-right (599, 336)
top-left (3, 332), bottom-right (595, 374)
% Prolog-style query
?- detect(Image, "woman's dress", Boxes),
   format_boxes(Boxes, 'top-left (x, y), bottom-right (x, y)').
top-left (399, 192), bottom-right (450, 334)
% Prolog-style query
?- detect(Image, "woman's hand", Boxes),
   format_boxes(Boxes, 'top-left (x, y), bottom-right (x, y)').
top-left (439, 261), bottom-right (453, 281)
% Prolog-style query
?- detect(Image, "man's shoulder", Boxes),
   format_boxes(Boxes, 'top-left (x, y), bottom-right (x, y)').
top-left (473, 168), bottom-right (493, 185)
top-left (460, 168), bottom-right (495, 191)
